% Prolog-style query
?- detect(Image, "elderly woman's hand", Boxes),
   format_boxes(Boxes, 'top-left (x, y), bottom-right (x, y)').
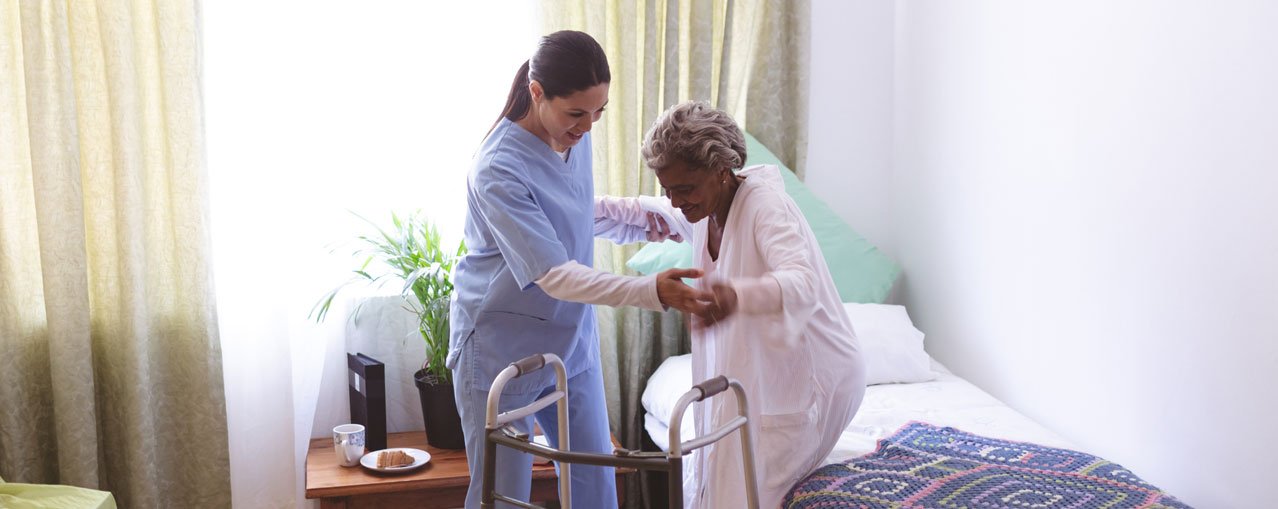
top-left (692, 281), bottom-right (737, 329)
top-left (645, 212), bottom-right (683, 242)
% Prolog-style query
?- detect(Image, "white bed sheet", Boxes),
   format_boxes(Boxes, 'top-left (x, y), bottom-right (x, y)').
top-left (643, 359), bottom-right (1077, 465)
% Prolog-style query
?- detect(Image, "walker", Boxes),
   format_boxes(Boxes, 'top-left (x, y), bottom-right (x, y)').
top-left (481, 353), bottom-right (760, 509)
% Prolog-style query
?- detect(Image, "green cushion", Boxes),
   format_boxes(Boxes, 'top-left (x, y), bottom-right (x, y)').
top-left (0, 483), bottom-right (117, 509)
top-left (625, 132), bottom-right (899, 303)
top-left (624, 238), bottom-right (695, 275)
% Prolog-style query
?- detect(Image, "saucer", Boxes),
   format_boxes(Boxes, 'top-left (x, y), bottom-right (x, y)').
top-left (359, 447), bottom-right (431, 473)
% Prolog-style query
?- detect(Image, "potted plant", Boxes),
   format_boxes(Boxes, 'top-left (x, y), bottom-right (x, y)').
top-left (312, 211), bottom-right (467, 450)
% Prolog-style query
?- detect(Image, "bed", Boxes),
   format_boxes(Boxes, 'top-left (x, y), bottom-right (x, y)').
top-left (644, 356), bottom-right (1076, 466)
top-left (639, 304), bottom-right (1190, 508)
top-left (630, 133), bottom-right (1187, 507)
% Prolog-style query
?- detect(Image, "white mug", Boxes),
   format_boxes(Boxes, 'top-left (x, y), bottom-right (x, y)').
top-left (333, 424), bottom-right (366, 467)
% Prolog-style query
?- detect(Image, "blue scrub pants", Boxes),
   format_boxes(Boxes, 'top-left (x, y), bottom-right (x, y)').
top-left (454, 363), bottom-right (617, 509)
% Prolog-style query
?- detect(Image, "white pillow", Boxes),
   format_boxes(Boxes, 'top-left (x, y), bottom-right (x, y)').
top-left (641, 354), bottom-right (693, 428)
top-left (644, 411), bottom-right (694, 452)
top-left (843, 303), bottom-right (935, 385)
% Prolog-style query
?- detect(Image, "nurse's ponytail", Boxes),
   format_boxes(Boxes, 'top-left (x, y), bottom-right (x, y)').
top-left (488, 30), bottom-right (610, 136)
top-left (493, 60), bottom-right (533, 134)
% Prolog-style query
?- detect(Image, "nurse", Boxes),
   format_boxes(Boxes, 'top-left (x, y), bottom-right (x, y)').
top-left (448, 31), bottom-right (709, 509)
top-left (594, 101), bottom-right (868, 508)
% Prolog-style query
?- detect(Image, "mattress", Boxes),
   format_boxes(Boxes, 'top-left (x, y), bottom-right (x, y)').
top-left (643, 359), bottom-right (1077, 465)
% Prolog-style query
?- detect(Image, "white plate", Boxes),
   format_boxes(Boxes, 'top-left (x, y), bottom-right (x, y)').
top-left (359, 447), bottom-right (431, 473)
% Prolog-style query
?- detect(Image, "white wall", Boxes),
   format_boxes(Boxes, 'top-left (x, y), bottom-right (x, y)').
top-left (809, 2), bottom-right (1278, 507)
top-left (805, 1), bottom-right (896, 256)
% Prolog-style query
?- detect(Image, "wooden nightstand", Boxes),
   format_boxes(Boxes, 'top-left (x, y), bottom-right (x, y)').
top-left (305, 431), bottom-right (631, 508)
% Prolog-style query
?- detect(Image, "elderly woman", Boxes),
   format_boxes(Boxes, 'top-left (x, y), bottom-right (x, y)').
top-left (594, 101), bottom-right (867, 508)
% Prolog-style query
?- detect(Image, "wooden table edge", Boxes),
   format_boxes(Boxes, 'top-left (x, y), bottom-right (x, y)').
top-left (305, 431), bottom-right (631, 500)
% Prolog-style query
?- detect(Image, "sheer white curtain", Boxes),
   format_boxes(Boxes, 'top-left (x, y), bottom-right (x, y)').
top-left (203, 2), bottom-right (539, 507)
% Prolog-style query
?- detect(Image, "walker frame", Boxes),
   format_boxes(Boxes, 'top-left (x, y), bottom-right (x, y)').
top-left (480, 353), bottom-right (760, 509)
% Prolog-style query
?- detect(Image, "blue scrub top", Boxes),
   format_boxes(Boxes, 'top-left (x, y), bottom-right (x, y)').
top-left (447, 118), bottom-right (598, 394)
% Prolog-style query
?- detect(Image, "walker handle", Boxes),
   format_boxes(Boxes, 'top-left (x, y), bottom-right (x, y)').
top-left (510, 354), bottom-right (547, 377)
top-left (693, 375), bottom-right (730, 401)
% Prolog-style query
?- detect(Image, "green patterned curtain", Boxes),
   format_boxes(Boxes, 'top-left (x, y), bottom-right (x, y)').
top-left (539, 1), bottom-right (810, 506)
top-left (0, 2), bottom-right (230, 507)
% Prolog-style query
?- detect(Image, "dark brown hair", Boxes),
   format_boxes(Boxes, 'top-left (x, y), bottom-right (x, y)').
top-left (490, 30), bottom-right (610, 133)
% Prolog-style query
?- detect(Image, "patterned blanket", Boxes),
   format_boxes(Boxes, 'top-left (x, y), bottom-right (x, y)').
top-left (784, 422), bottom-right (1190, 509)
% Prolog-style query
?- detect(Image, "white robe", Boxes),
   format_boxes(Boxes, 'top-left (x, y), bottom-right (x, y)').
top-left (597, 164), bottom-right (867, 508)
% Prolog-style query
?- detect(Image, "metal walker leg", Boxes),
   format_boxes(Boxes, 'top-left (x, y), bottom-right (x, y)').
top-left (480, 353), bottom-right (759, 509)
top-left (481, 354), bottom-right (570, 509)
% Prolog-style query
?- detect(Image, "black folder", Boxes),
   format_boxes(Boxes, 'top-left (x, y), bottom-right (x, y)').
top-left (348, 352), bottom-right (387, 452)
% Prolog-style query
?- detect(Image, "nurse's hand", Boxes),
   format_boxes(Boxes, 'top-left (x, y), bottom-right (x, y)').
top-left (655, 268), bottom-right (706, 312)
top-left (645, 212), bottom-right (683, 242)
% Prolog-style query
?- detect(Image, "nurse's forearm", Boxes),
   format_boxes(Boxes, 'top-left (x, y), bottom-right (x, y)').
top-left (595, 195), bottom-right (693, 241)
top-left (593, 217), bottom-right (648, 244)
top-left (535, 261), bottom-right (663, 311)
top-left (594, 195), bottom-right (647, 226)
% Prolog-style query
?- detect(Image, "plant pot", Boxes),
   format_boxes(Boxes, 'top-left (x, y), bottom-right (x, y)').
top-left (414, 369), bottom-right (466, 450)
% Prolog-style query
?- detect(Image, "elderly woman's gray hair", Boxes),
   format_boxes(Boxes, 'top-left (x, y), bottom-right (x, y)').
top-left (641, 101), bottom-right (747, 172)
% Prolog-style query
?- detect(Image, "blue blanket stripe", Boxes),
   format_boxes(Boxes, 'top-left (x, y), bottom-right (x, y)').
top-left (784, 421), bottom-right (1191, 509)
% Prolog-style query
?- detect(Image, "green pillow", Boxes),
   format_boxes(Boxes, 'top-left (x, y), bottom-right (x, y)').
top-left (625, 132), bottom-right (899, 303)
top-left (625, 238), bottom-right (695, 275)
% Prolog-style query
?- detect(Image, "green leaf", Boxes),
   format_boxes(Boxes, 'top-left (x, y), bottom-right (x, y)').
top-left (310, 210), bottom-right (466, 384)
